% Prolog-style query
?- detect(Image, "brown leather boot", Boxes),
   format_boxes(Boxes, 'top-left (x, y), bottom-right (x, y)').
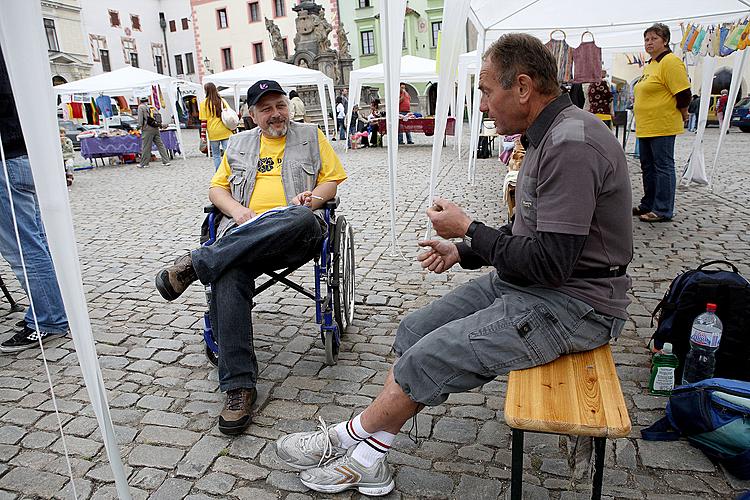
top-left (155, 252), bottom-right (198, 301)
top-left (219, 388), bottom-right (257, 435)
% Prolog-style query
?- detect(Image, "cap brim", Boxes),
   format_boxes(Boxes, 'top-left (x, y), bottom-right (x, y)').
top-left (249, 88), bottom-right (286, 106)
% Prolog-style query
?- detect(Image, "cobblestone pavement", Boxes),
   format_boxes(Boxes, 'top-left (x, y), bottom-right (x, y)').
top-left (1, 127), bottom-right (750, 499)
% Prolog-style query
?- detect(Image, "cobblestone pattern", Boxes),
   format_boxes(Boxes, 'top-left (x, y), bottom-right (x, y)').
top-left (1, 129), bottom-right (749, 499)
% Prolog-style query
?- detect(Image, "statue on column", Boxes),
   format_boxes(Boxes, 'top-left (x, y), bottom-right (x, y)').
top-left (337, 26), bottom-right (351, 59)
top-left (265, 18), bottom-right (287, 59)
top-left (313, 7), bottom-right (333, 53)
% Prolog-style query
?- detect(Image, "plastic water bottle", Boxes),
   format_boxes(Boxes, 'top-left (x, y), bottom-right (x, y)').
top-left (682, 303), bottom-right (723, 385)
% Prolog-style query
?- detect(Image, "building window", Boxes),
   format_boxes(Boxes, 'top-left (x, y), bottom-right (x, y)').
top-left (358, 0), bottom-right (370, 7)
top-left (89, 34), bottom-right (107, 61)
top-left (282, 38), bottom-right (288, 58)
top-left (123, 37), bottom-right (137, 66)
top-left (169, 20), bottom-right (176, 32)
top-left (431, 21), bottom-right (441, 48)
top-left (402, 24), bottom-right (407, 50)
top-left (43, 18), bottom-right (60, 51)
top-left (273, 0), bottom-right (285, 18)
top-left (248, 2), bottom-right (260, 22)
top-left (360, 30), bottom-right (375, 55)
top-left (221, 47), bottom-right (233, 70)
top-left (100, 49), bottom-right (111, 72)
top-left (109, 10), bottom-right (120, 27)
top-left (155, 55), bottom-right (164, 74)
top-left (131, 14), bottom-right (141, 31)
top-left (181, 18), bottom-right (189, 30)
top-left (174, 54), bottom-right (184, 75)
top-left (130, 52), bottom-right (139, 67)
top-left (217, 8), bottom-right (229, 29)
top-left (252, 42), bottom-right (264, 63)
top-left (185, 52), bottom-right (195, 74)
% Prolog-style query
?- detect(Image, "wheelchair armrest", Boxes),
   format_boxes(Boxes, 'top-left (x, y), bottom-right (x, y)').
top-left (325, 196), bottom-right (340, 210)
top-left (204, 204), bottom-right (217, 214)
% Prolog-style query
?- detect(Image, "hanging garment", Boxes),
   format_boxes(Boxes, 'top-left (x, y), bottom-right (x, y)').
top-left (95, 95), bottom-right (113, 118)
top-left (62, 103), bottom-right (71, 120)
top-left (158, 85), bottom-right (165, 109)
top-left (83, 103), bottom-right (94, 124)
top-left (70, 102), bottom-right (84, 119)
top-left (720, 25), bottom-right (734, 56)
top-left (679, 23), bottom-right (694, 49)
top-left (572, 33), bottom-right (602, 83)
top-left (569, 83), bottom-right (586, 108)
top-left (115, 96), bottom-right (129, 112)
top-left (691, 28), bottom-right (707, 55)
top-left (545, 30), bottom-right (574, 83)
top-left (587, 81), bottom-right (612, 116)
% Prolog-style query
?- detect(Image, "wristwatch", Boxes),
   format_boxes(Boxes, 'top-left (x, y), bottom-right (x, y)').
top-left (463, 220), bottom-right (482, 246)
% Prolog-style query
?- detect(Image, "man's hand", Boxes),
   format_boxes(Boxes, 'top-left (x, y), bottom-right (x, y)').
top-left (231, 206), bottom-right (256, 225)
top-left (292, 191), bottom-right (313, 208)
top-left (417, 240), bottom-right (460, 273)
top-left (426, 198), bottom-right (472, 239)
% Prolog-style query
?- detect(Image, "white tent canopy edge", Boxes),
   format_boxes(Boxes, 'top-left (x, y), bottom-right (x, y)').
top-left (0, 2), bottom-right (131, 499)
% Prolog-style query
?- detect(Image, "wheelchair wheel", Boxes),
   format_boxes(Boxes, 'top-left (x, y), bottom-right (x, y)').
top-left (332, 216), bottom-right (355, 335)
top-left (205, 344), bottom-right (219, 367)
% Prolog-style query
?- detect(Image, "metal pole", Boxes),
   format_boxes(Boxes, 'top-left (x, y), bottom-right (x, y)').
top-left (510, 429), bottom-right (524, 500)
top-left (591, 437), bottom-right (606, 500)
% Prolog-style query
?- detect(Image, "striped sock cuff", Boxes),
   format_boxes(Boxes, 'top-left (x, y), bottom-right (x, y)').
top-left (346, 419), bottom-right (366, 442)
top-left (363, 435), bottom-right (391, 454)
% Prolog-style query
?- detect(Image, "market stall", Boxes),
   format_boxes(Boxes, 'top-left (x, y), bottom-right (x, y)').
top-left (80, 129), bottom-right (181, 166)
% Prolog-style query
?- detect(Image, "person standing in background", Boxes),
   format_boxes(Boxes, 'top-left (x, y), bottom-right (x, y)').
top-left (199, 83), bottom-right (233, 170)
top-left (137, 96), bottom-right (171, 168)
top-left (336, 96), bottom-right (346, 140)
top-left (716, 89), bottom-right (729, 130)
top-left (632, 23), bottom-right (691, 223)
top-left (398, 83), bottom-right (414, 145)
top-left (687, 94), bottom-right (700, 132)
top-left (289, 90), bottom-right (306, 124)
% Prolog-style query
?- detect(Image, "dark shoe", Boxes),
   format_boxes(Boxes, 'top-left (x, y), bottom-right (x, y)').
top-left (632, 206), bottom-right (650, 216)
top-left (407, 141), bottom-right (415, 145)
top-left (219, 388), bottom-right (257, 435)
top-left (1, 326), bottom-right (67, 353)
top-left (15, 319), bottom-right (25, 329)
top-left (155, 252), bottom-right (198, 301)
top-left (639, 212), bottom-right (671, 223)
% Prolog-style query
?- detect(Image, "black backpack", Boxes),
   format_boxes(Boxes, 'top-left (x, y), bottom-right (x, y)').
top-left (651, 260), bottom-right (750, 382)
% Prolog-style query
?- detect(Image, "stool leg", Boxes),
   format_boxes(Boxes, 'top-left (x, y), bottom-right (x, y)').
top-left (591, 437), bottom-right (606, 500)
top-left (510, 429), bottom-right (524, 500)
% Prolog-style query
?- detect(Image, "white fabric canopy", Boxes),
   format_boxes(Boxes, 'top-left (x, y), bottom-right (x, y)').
top-left (204, 60), bottom-right (336, 137)
top-left (1, 2), bottom-right (131, 498)
top-left (54, 66), bottom-right (202, 160)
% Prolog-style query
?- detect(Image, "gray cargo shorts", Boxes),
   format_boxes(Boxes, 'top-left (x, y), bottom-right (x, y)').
top-left (392, 272), bottom-right (624, 406)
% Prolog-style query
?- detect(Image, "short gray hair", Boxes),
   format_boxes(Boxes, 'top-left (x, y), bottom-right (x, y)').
top-left (483, 33), bottom-right (560, 96)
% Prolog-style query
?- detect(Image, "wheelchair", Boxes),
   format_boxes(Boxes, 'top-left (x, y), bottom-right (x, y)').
top-left (201, 198), bottom-right (355, 366)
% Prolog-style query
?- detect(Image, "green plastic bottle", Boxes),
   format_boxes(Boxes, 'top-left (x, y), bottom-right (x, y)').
top-left (648, 342), bottom-right (680, 396)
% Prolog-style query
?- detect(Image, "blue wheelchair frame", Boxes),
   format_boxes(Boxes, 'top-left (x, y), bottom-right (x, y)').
top-left (200, 199), bottom-right (346, 365)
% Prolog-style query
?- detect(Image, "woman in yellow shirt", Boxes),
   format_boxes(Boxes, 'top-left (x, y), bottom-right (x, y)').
top-left (199, 82), bottom-right (234, 170)
top-left (632, 23), bottom-right (691, 223)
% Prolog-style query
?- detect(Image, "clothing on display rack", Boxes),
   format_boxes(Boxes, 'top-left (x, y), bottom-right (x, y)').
top-left (95, 95), bottom-right (113, 118)
top-left (568, 83), bottom-right (586, 109)
top-left (70, 102), bottom-right (84, 119)
top-left (115, 96), bottom-right (129, 112)
top-left (545, 30), bottom-right (574, 84)
top-left (572, 32), bottom-right (602, 83)
top-left (587, 81), bottom-right (612, 116)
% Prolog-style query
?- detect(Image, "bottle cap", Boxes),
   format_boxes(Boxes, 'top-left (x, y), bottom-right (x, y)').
top-left (706, 303), bottom-right (717, 312)
top-left (662, 342), bottom-right (673, 354)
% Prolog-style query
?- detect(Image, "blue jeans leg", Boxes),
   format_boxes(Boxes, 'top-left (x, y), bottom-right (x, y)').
top-left (210, 139), bottom-right (228, 171)
top-left (193, 206), bottom-right (323, 391)
top-left (649, 135), bottom-right (676, 219)
top-left (0, 155), bottom-right (68, 333)
top-left (337, 118), bottom-right (346, 140)
top-left (638, 137), bottom-right (655, 212)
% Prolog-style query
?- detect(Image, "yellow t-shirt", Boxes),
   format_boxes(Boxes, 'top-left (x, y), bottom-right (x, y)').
top-left (634, 52), bottom-right (691, 138)
top-left (199, 98), bottom-right (233, 141)
top-left (211, 128), bottom-right (347, 215)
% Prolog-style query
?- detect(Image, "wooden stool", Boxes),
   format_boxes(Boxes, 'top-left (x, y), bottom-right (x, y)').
top-left (504, 344), bottom-right (631, 500)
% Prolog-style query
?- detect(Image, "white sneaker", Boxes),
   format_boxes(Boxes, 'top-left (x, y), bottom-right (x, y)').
top-left (274, 417), bottom-right (349, 470)
top-left (299, 449), bottom-right (395, 496)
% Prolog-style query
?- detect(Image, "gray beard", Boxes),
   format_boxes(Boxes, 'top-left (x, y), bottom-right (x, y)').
top-left (264, 122), bottom-right (289, 138)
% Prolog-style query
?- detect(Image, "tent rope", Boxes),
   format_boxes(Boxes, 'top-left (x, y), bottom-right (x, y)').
top-left (0, 135), bottom-right (78, 500)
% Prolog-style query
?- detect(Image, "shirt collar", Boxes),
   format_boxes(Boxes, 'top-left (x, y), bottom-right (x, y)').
top-left (649, 47), bottom-right (672, 63)
top-left (524, 93), bottom-right (573, 148)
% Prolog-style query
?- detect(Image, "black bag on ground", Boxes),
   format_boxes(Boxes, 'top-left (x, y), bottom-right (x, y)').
top-left (651, 260), bottom-right (750, 382)
top-left (477, 136), bottom-right (491, 159)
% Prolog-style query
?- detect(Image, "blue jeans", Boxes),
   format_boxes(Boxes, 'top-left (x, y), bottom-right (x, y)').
top-left (398, 112), bottom-right (413, 144)
top-left (210, 138), bottom-right (229, 171)
top-left (637, 135), bottom-right (677, 219)
top-left (191, 206), bottom-right (323, 391)
top-left (337, 118), bottom-right (346, 140)
top-left (0, 155), bottom-right (68, 333)
top-left (688, 113), bottom-right (698, 132)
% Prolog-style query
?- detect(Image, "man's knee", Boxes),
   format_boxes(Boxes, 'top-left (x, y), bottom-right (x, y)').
top-left (393, 309), bottom-right (429, 356)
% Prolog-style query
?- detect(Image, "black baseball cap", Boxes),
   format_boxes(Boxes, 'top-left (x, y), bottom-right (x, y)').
top-left (246, 80), bottom-right (286, 106)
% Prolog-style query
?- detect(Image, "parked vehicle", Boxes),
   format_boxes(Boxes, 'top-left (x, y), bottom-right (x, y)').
top-left (730, 97), bottom-right (750, 133)
top-left (58, 119), bottom-right (99, 149)
top-left (111, 114), bottom-right (138, 131)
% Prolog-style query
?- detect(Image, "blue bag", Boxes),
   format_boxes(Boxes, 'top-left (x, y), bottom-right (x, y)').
top-left (641, 378), bottom-right (750, 479)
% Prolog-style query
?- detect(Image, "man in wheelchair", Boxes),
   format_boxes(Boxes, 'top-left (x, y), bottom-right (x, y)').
top-left (155, 79), bottom-right (347, 435)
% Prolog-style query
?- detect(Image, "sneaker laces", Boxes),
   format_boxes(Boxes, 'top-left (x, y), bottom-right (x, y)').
top-left (299, 416), bottom-right (335, 467)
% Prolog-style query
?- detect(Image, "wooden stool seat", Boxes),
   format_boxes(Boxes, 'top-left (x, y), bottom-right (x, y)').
top-left (504, 344), bottom-right (631, 500)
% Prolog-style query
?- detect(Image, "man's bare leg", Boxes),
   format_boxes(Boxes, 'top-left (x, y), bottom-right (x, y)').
top-left (359, 368), bottom-right (423, 435)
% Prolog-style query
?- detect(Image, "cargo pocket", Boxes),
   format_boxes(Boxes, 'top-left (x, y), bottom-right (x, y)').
top-left (514, 303), bottom-right (572, 365)
top-left (228, 171), bottom-right (247, 204)
top-left (292, 161), bottom-right (317, 192)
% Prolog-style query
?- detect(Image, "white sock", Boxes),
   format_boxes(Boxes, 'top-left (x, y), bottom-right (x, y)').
top-left (351, 430), bottom-right (395, 467)
top-left (334, 413), bottom-right (371, 449)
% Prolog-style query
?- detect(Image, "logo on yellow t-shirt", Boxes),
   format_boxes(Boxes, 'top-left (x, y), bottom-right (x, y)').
top-left (257, 157), bottom-right (279, 173)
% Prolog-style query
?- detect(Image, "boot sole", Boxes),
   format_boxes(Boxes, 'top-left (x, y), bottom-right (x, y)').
top-left (155, 270), bottom-right (180, 301)
top-left (301, 478), bottom-right (395, 496)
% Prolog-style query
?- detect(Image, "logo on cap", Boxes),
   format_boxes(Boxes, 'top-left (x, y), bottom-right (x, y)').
top-left (260, 83), bottom-right (268, 89)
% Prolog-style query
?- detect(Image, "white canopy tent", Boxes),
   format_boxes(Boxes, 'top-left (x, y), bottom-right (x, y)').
top-left (1, 2), bottom-right (131, 498)
top-left (54, 66), bottom-right (201, 160)
top-left (433, 0), bottom-right (750, 184)
top-left (204, 60), bottom-right (337, 137)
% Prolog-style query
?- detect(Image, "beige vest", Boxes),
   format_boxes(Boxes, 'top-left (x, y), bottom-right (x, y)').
top-left (216, 120), bottom-right (321, 237)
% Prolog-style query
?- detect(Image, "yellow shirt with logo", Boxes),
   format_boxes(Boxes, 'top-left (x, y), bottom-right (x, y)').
top-left (211, 128), bottom-right (347, 215)
top-left (634, 52), bottom-right (691, 138)
top-left (199, 98), bottom-right (233, 141)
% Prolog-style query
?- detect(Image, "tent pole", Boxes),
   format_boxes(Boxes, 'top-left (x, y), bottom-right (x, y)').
top-left (468, 32), bottom-right (485, 184)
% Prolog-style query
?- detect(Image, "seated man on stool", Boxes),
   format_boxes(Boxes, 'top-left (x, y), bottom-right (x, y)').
top-left (272, 33), bottom-right (632, 496)
top-left (155, 80), bottom-right (347, 435)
